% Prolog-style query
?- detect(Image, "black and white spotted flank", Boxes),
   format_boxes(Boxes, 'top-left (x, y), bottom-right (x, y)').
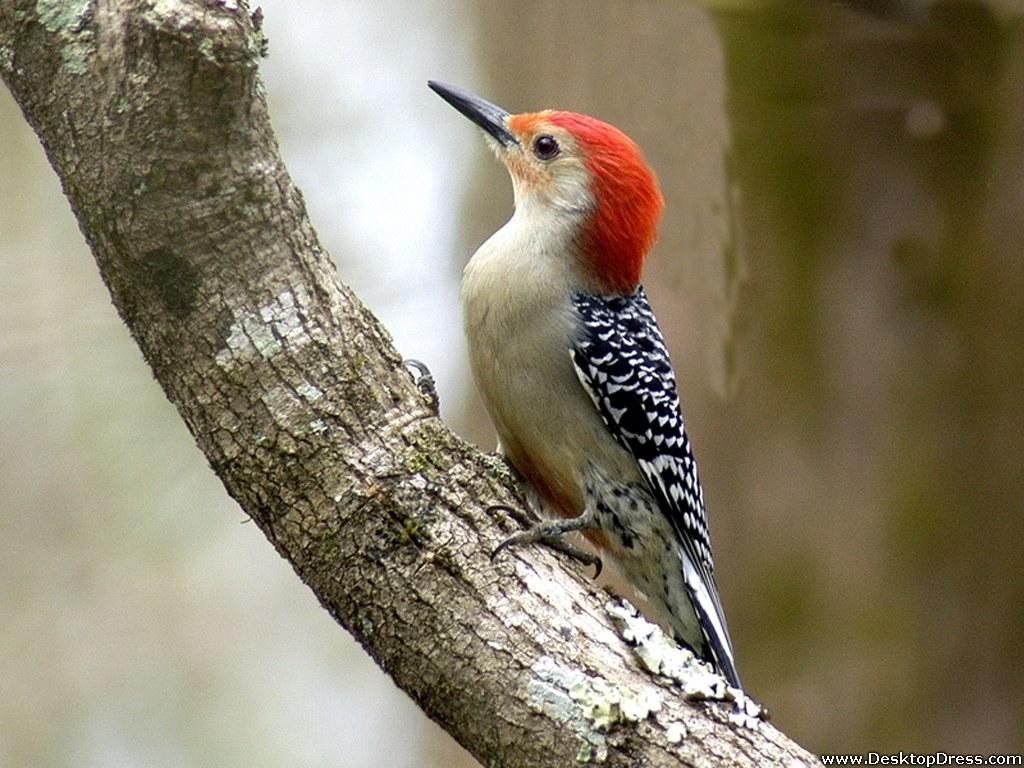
top-left (570, 286), bottom-right (740, 689)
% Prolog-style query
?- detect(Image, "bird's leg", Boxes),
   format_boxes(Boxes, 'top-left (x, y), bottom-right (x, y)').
top-left (488, 505), bottom-right (603, 578)
top-left (403, 359), bottom-right (439, 415)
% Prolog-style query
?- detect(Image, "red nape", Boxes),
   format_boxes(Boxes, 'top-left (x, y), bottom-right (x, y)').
top-left (549, 111), bottom-right (664, 294)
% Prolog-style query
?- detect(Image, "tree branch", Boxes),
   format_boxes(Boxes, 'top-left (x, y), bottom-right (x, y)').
top-left (0, 1), bottom-right (817, 765)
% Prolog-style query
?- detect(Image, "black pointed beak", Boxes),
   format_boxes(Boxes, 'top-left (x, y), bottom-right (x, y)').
top-left (428, 80), bottom-right (518, 148)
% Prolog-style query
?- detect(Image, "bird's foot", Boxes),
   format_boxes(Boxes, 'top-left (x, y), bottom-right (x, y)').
top-left (403, 359), bottom-right (439, 414)
top-left (487, 506), bottom-right (602, 578)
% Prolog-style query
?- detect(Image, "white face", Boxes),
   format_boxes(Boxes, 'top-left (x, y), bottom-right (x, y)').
top-left (492, 118), bottom-right (595, 222)
top-left (470, 119), bottom-right (599, 290)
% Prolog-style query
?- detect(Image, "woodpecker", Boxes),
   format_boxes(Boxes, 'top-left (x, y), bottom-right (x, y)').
top-left (429, 81), bottom-right (742, 690)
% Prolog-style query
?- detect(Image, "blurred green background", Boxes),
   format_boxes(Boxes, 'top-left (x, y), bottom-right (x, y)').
top-left (2, 1), bottom-right (1022, 765)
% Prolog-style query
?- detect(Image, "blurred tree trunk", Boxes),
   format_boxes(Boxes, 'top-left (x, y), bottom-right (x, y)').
top-left (708, 0), bottom-right (1024, 751)
top-left (0, 0), bottom-right (817, 766)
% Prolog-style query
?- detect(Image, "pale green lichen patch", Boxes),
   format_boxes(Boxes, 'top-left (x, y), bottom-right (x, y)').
top-left (399, 422), bottom-right (451, 478)
top-left (218, 311), bottom-right (280, 364)
top-left (35, 0), bottom-right (89, 33)
top-left (198, 37), bottom-right (216, 63)
top-left (148, 0), bottom-right (183, 13)
top-left (569, 676), bottom-right (661, 730)
top-left (358, 614), bottom-right (374, 636)
top-left (527, 656), bottom-right (608, 763)
top-left (0, 43), bottom-right (12, 75)
top-left (528, 654), bottom-right (662, 764)
top-left (60, 37), bottom-right (90, 74)
top-left (665, 721), bottom-right (686, 744)
top-left (605, 599), bottom-right (764, 728)
top-left (35, 0), bottom-right (93, 74)
top-left (576, 742), bottom-right (600, 763)
top-left (295, 381), bottom-right (323, 403)
top-left (480, 451), bottom-right (518, 486)
top-left (216, 286), bottom-right (312, 370)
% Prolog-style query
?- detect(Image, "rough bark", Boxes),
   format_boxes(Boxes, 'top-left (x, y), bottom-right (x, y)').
top-left (0, 1), bottom-right (818, 765)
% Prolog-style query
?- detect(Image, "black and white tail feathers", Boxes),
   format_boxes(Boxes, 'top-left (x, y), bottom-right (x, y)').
top-left (570, 287), bottom-right (741, 689)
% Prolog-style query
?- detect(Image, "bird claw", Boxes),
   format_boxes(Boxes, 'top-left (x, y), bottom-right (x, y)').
top-left (403, 359), bottom-right (439, 414)
top-left (488, 511), bottom-right (603, 579)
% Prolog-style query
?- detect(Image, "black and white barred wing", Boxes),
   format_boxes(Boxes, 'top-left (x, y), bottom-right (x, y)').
top-left (570, 287), bottom-right (740, 687)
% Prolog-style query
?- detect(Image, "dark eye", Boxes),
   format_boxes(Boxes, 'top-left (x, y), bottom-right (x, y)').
top-left (533, 134), bottom-right (560, 160)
